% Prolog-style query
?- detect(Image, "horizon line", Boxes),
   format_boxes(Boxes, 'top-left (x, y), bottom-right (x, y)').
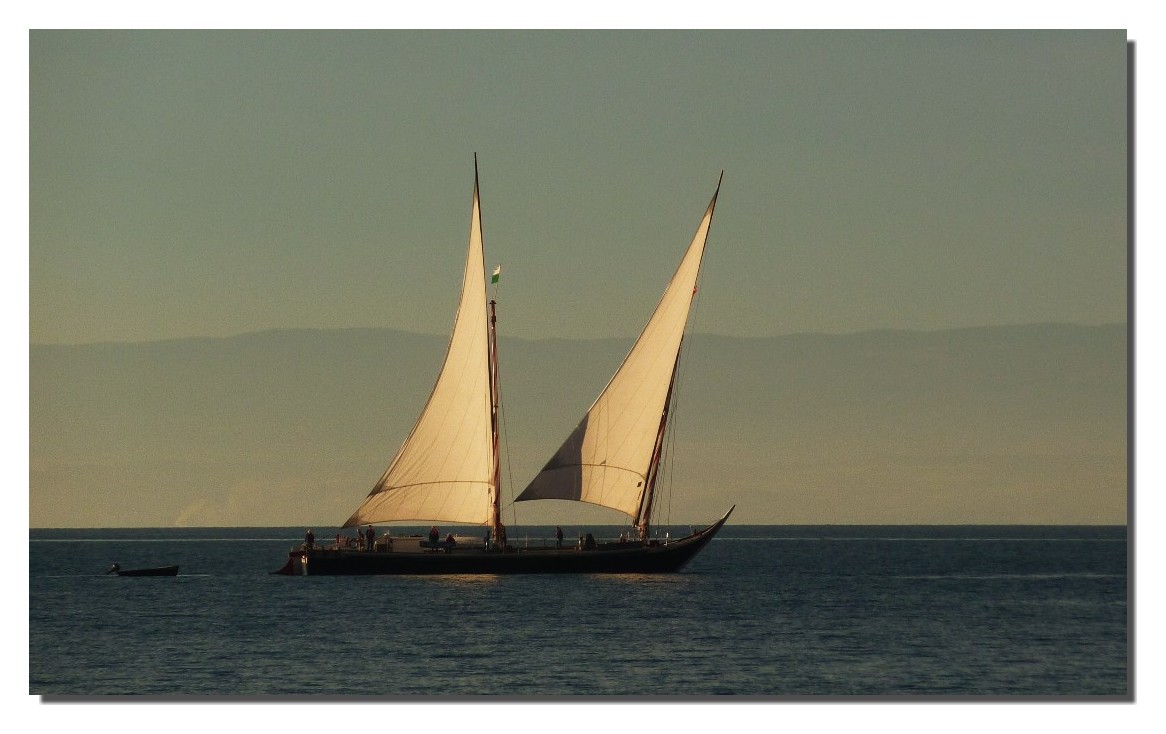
top-left (29, 319), bottom-right (1129, 349)
top-left (28, 521), bottom-right (1129, 531)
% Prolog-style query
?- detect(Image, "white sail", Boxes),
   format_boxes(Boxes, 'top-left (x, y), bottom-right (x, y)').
top-left (516, 181), bottom-right (721, 519)
top-left (344, 174), bottom-right (494, 527)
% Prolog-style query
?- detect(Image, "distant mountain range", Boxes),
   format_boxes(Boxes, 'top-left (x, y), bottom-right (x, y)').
top-left (29, 323), bottom-right (1127, 528)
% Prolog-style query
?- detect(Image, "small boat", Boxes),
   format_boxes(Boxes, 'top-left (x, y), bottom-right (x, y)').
top-left (277, 156), bottom-right (731, 576)
top-left (107, 564), bottom-right (179, 577)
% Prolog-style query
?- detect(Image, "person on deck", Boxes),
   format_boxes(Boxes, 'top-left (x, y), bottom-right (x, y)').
top-left (367, 526), bottom-right (376, 551)
top-left (429, 526), bottom-right (439, 547)
top-left (304, 529), bottom-right (315, 549)
top-left (556, 526), bottom-right (564, 549)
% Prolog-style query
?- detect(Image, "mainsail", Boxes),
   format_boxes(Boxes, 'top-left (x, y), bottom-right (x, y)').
top-left (516, 176), bottom-right (723, 524)
top-left (343, 165), bottom-right (494, 527)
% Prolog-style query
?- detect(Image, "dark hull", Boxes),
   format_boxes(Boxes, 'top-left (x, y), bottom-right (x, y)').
top-left (276, 507), bottom-right (733, 576)
top-left (115, 565), bottom-right (179, 577)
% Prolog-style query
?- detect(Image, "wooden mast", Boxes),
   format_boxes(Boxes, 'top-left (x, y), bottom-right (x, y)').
top-left (488, 297), bottom-right (502, 546)
top-left (636, 174), bottom-right (720, 540)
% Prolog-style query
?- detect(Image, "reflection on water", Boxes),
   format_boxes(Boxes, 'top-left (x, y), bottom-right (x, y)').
top-left (406, 573), bottom-right (503, 587)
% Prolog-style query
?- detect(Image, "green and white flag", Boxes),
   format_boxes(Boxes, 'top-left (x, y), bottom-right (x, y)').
top-left (490, 265), bottom-right (501, 284)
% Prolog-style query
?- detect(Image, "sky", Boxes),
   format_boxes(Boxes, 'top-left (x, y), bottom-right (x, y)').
top-left (25, 29), bottom-right (1132, 526)
top-left (29, 30), bottom-right (1127, 346)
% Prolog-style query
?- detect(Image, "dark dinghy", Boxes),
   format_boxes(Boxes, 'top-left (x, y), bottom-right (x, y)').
top-left (107, 564), bottom-right (179, 577)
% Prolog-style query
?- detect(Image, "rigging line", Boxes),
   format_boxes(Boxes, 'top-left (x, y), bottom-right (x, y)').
top-left (664, 274), bottom-right (704, 531)
top-left (487, 278), bottom-right (520, 537)
top-left (499, 386), bottom-right (519, 532)
top-left (493, 313), bottom-right (519, 534)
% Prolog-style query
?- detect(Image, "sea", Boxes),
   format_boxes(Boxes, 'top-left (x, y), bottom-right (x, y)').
top-left (28, 525), bottom-right (1128, 700)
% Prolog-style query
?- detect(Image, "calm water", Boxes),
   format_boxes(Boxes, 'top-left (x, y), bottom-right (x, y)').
top-left (29, 525), bottom-right (1128, 698)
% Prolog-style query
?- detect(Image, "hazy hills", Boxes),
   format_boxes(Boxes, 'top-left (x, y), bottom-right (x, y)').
top-left (29, 323), bottom-right (1127, 528)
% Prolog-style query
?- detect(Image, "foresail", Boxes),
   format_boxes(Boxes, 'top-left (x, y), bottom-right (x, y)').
top-left (344, 175), bottom-right (494, 527)
top-left (516, 180), bottom-right (721, 519)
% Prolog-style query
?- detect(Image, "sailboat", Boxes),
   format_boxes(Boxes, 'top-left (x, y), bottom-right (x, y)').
top-left (276, 158), bottom-right (732, 575)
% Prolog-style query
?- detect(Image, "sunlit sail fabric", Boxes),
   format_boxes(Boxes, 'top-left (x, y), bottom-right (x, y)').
top-left (344, 182), bottom-right (493, 527)
top-left (516, 183), bottom-right (721, 519)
